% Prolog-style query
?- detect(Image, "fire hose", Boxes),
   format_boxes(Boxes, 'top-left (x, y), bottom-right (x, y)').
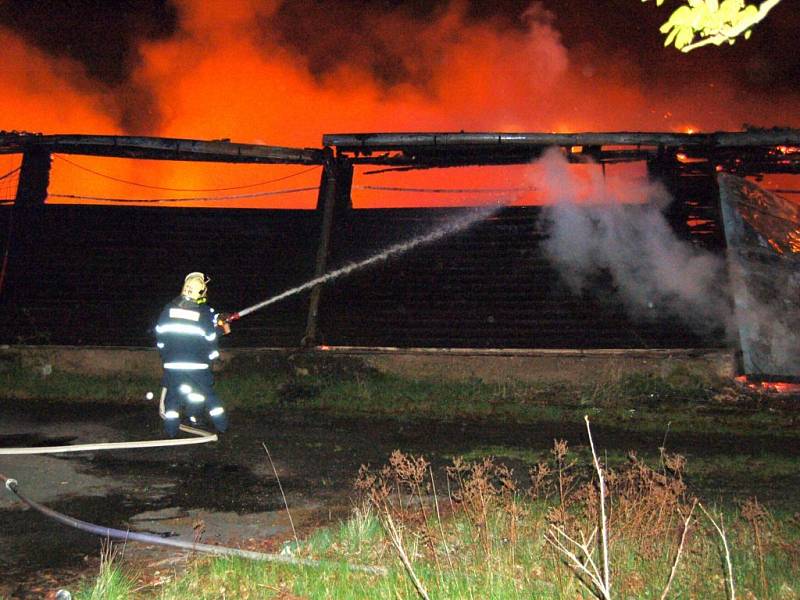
top-left (0, 423), bottom-right (217, 455)
top-left (0, 472), bottom-right (387, 576)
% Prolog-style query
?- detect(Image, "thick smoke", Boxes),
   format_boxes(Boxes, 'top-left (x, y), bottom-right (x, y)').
top-left (537, 148), bottom-right (734, 336)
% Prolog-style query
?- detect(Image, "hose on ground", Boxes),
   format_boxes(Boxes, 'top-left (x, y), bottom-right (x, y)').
top-left (0, 424), bottom-right (217, 455)
top-left (0, 472), bottom-right (387, 576)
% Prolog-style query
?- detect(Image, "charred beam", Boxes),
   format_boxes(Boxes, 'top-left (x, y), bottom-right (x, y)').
top-left (325, 130), bottom-right (800, 170)
top-left (0, 132), bottom-right (323, 165)
top-left (323, 130), bottom-right (800, 151)
top-left (14, 148), bottom-right (51, 206)
top-left (305, 152), bottom-right (341, 346)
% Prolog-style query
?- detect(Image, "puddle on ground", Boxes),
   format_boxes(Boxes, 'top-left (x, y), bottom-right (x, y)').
top-left (0, 433), bottom-right (77, 447)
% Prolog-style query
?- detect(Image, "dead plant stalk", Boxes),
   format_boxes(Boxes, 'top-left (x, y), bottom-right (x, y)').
top-left (382, 510), bottom-right (431, 600)
top-left (429, 465), bottom-right (454, 570)
top-left (659, 500), bottom-right (697, 600)
top-left (262, 443), bottom-right (299, 547)
top-left (545, 416), bottom-right (611, 600)
top-left (699, 502), bottom-right (736, 600)
top-left (586, 415), bottom-right (611, 598)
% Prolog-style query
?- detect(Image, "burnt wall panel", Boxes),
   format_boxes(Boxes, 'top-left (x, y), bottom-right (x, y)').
top-left (0, 191), bottom-right (725, 349)
top-left (0, 205), bottom-right (320, 346)
top-left (316, 207), bottom-right (719, 349)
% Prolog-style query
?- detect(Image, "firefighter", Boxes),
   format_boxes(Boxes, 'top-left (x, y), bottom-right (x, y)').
top-left (155, 272), bottom-right (231, 436)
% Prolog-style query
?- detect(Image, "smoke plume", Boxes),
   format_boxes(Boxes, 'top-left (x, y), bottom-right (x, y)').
top-left (537, 148), bottom-right (734, 336)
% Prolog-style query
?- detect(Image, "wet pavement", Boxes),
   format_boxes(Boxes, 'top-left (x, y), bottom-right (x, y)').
top-left (1, 401), bottom-right (798, 598)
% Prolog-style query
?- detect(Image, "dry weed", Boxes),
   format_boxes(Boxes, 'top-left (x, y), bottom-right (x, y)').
top-left (742, 496), bottom-right (774, 598)
top-left (355, 451), bottom-right (440, 563)
top-left (606, 451), bottom-right (688, 557)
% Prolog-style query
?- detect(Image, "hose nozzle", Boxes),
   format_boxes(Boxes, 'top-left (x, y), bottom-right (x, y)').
top-left (1, 473), bottom-right (18, 492)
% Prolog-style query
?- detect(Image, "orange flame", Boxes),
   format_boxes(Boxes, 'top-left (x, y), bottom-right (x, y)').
top-left (1, 2), bottom-right (799, 208)
top-left (735, 375), bottom-right (800, 395)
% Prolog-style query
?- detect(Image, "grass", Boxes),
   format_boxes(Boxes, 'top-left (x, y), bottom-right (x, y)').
top-left (74, 545), bottom-right (138, 600)
top-left (0, 362), bottom-right (154, 404)
top-left (70, 445), bottom-right (800, 599)
top-left (5, 354), bottom-right (800, 597)
top-left (2, 355), bottom-right (797, 440)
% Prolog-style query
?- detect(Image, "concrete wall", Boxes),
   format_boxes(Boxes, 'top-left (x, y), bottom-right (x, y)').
top-left (0, 344), bottom-right (736, 384)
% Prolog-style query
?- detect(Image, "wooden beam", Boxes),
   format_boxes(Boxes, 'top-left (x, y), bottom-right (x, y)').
top-left (14, 149), bottom-right (51, 206)
top-left (303, 154), bottom-right (340, 347)
top-left (0, 133), bottom-right (324, 165)
top-left (323, 130), bottom-right (800, 171)
top-left (323, 130), bottom-right (800, 150)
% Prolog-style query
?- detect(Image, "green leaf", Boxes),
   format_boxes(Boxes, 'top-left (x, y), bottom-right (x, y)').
top-left (664, 5), bottom-right (694, 28)
top-left (732, 3), bottom-right (758, 26)
top-left (718, 0), bottom-right (742, 22)
top-left (675, 27), bottom-right (695, 49)
top-left (665, 26), bottom-right (679, 46)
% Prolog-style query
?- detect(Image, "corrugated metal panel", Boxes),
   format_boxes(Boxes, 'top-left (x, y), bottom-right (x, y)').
top-left (0, 205), bottom-right (320, 346)
top-left (0, 194), bottom-right (725, 349)
top-left (317, 207), bottom-right (718, 349)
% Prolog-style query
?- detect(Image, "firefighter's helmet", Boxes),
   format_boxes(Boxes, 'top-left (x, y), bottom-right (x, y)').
top-left (181, 272), bottom-right (209, 301)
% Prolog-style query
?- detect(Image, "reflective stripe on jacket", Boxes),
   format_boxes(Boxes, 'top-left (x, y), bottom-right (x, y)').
top-left (155, 296), bottom-right (221, 367)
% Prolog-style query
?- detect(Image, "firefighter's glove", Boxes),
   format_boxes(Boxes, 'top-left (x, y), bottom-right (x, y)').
top-left (217, 313), bottom-right (232, 335)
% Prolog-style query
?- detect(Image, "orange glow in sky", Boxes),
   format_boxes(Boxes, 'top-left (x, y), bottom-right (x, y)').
top-left (1, 1), bottom-right (798, 208)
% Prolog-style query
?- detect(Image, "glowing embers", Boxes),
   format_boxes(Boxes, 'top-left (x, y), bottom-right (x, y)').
top-left (675, 151), bottom-right (708, 164)
top-left (734, 375), bottom-right (800, 395)
top-left (772, 145), bottom-right (800, 166)
top-left (775, 145), bottom-right (800, 156)
top-left (789, 230), bottom-right (800, 254)
top-left (734, 176), bottom-right (800, 255)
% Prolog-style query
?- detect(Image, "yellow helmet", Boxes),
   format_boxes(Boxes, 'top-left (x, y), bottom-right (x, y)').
top-left (181, 272), bottom-right (209, 301)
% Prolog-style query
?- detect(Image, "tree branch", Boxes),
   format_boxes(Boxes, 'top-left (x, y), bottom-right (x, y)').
top-left (681, 0), bottom-right (783, 52)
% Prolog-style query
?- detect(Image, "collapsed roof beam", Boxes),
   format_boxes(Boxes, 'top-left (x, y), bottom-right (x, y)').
top-left (323, 130), bottom-right (800, 171)
top-left (0, 132), bottom-right (324, 165)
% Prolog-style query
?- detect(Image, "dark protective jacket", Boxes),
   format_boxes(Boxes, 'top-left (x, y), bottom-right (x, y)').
top-left (155, 296), bottom-right (222, 368)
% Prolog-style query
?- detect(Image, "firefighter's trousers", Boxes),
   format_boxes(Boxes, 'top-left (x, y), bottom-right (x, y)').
top-left (160, 368), bottom-right (228, 436)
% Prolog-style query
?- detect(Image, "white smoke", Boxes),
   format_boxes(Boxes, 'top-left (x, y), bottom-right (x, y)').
top-left (537, 148), bottom-right (733, 337)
